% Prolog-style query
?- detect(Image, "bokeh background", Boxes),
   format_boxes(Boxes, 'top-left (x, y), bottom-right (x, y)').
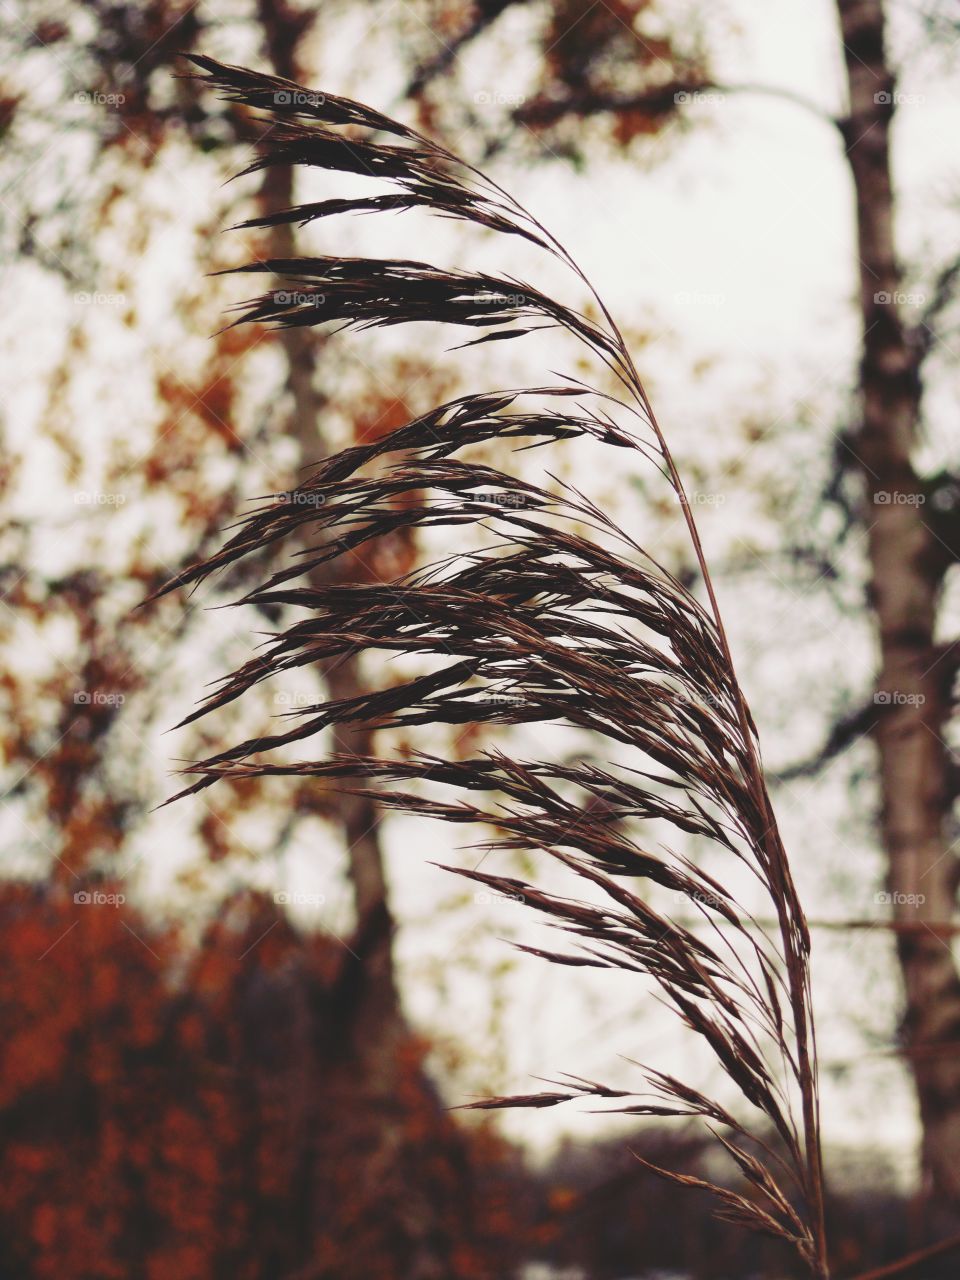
top-left (2, 1), bottom-right (960, 1276)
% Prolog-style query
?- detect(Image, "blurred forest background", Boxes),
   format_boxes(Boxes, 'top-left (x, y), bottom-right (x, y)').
top-left (3, 0), bottom-right (960, 1277)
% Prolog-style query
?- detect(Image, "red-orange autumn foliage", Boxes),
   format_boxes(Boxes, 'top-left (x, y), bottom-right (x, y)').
top-left (0, 884), bottom-right (532, 1280)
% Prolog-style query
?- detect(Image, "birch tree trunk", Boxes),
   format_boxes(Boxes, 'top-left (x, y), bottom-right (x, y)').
top-left (837, 0), bottom-right (960, 1215)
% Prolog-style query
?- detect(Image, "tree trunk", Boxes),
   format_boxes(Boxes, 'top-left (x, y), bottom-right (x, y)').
top-left (254, 10), bottom-right (460, 1277)
top-left (255, 0), bottom-right (404, 1071)
top-left (837, 0), bottom-right (960, 1217)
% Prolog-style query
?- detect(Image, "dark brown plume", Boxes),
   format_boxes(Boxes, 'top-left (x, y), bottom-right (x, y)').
top-left (159, 54), bottom-right (829, 1278)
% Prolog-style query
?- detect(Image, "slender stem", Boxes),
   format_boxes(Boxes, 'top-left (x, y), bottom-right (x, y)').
top-left (497, 193), bottom-right (831, 1275)
top-left (642, 394), bottom-right (829, 1280)
top-left (847, 1230), bottom-right (960, 1280)
top-left (572, 267), bottom-right (830, 1274)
